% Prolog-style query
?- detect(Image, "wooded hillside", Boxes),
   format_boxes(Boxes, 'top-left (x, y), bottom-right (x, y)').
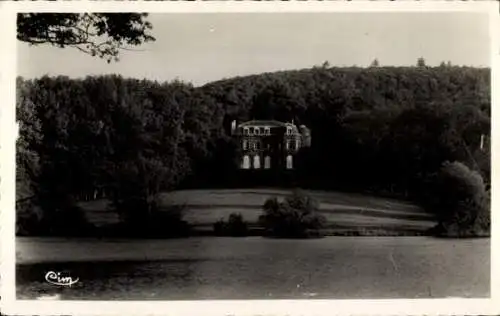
top-left (16, 65), bottom-right (491, 236)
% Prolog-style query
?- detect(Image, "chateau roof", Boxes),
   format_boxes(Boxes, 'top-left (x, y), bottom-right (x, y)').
top-left (238, 120), bottom-right (291, 128)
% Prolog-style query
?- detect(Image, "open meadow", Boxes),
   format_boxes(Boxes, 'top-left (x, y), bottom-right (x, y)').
top-left (79, 188), bottom-right (436, 236)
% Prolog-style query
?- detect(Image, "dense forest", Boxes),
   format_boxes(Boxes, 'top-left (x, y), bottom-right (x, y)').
top-left (16, 64), bottom-right (491, 237)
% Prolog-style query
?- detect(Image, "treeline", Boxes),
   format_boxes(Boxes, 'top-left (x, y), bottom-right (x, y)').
top-left (16, 65), bottom-right (491, 237)
top-left (16, 75), bottom-right (239, 235)
top-left (200, 66), bottom-right (490, 192)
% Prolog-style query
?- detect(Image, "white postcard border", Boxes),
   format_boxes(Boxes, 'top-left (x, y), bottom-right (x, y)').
top-left (1, 1), bottom-right (498, 315)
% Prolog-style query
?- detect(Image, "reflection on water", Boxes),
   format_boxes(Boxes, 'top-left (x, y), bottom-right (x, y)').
top-left (16, 237), bottom-right (490, 300)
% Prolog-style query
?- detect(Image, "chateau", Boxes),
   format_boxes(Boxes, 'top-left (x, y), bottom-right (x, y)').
top-left (231, 120), bottom-right (311, 170)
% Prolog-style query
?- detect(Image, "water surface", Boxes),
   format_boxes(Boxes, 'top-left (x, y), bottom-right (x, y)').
top-left (16, 236), bottom-right (489, 300)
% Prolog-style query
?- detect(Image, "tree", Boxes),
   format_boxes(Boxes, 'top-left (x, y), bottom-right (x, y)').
top-left (417, 57), bottom-right (426, 67)
top-left (259, 190), bottom-right (326, 238)
top-left (251, 82), bottom-right (305, 122)
top-left (17, 13), bottom-right (155, 63)
top-left (107, 80), bottom-right (191, 227)
top-left (16, 77), bottom-right (42, 201)
top-left (439, 61), bottom-right (453, 68)
top-left (370, 58), bottom-right (379, 67)
top-left (429, 161), bottom-right (490, 237)
top-left (17, 64), bottom-right (490, 236)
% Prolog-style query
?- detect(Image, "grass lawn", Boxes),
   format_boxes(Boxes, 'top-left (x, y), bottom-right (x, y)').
top-left (79, 188), bottom-right (436, 236)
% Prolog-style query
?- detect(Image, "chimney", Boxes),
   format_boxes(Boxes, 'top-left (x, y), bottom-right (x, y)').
top-left (300, 125), bottom-right (311, 147)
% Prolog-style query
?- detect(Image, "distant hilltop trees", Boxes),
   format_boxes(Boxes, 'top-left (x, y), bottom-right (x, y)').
top-left (370, 59), bottom-right (379, 67)
top-left (317, 58), bottom-right (458, 68)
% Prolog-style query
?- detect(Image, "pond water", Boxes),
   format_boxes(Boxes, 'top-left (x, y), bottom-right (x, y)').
top-left (16, 236), bottom-right (490, 300)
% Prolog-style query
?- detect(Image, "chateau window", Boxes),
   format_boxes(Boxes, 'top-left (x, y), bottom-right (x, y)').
top-left (265, 128), bottom-right (271, 135)
top-left (243, 140), bottom-right (248, 150)
top-left (285, 141), bottom-right (289, 150)
top-left (264, 156), bottom-right (271, 169)
top-left (243, 127), bottom-right (249, 135)
top-left (253, 156), bottom-right (261, 169)
top-left (286, 155), bottom-right (293, 169)
top-left (286, 127), bottom-right (292, 135)
top-left (242, 155), bottom-right (250, 169)
top-left (296, 140), bottom-right (300, 149)
top-left (254, 128), bottom-right (260, 135)
top-left (251, 142), bottom-right (259, 150)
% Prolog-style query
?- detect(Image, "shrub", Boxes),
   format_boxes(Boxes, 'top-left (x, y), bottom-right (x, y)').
top-left (46, 205), bottom-right (96, 236)
top-left (16, 198), bottom-right (44, 236)
top-left (110, 195), bottom-right (190, 238)
top-left (16, 196), bottom-right (95, 237)
top-left (213, 213), bottom-right (249, 237)
top-left (141, 205), bottom-right (191, 238)
top-left (427, 161), bottom-right (490, 237)
top-left (258, 189), bottom-right (326, 238)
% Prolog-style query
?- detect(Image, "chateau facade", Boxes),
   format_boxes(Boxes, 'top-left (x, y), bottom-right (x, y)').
top-left (231, 120), bottom-right (311, 170)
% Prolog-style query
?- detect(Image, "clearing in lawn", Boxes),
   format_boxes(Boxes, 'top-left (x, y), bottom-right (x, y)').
top-left (79, 189), bottom-right (436, 236)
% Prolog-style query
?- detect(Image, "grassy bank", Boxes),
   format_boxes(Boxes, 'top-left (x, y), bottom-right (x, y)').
top-left (69, 189), bottom-right (436, 238)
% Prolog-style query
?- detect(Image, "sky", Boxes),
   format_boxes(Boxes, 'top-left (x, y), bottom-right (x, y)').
top-left (17, 12), bottom-right (491, 87)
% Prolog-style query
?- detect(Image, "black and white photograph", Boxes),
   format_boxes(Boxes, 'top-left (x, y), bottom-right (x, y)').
top-left (1, 1), bottom-right (498, 315)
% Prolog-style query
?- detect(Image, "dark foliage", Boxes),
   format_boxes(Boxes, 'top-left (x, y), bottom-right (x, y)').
top-left (259, 190), bottom-right (326, 238)
top-left (16, 197), bottom-right (95, 237)
top-left (16, 65), bottom-right (490, 237)
top-left (17, 13), bottom-right (155, 62)
top-left (106, 204), bottom-right (190, 239)
top-left (16, 198), bottom-right (43, 236)
top-left (213, 213), bottom-right (249, 237)
top-left (426, 161), bottom-right (490, 238)
top-left (200, 66), bottom-right (489, 196)
top-left (17, 76), bottom-right (195, 236)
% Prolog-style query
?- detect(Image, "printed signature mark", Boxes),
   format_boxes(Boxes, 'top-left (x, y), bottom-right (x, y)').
top-left (45, 271), bottom-right (79, 286)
